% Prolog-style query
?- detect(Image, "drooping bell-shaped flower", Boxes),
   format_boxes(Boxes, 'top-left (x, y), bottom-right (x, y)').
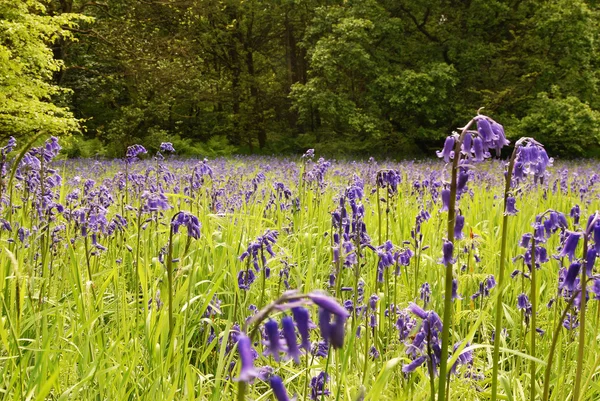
top-left (563, 262), bottom-right (582, 291)
top-left (264, 319), bottom-right (282, 361)
top-left (436, 136), bottom-right (455, 163)
top-left (160, 142), bottom-right (175, 153)
top-left (505, 196), bottom-right (518, 215)
top-left (171, 211), bottom-right (202, 239)
top-left (330, 314), bottom-right (346, 349)
top-left (586, 248), bottom-right (597, 276)
top-left (559, 231), bottom-right (581, 262)
top-left (440, 239), bottom-right (456, 265)
top-left (454, 215), bottom-right (465, 240)
top-left (270, 376), bottom-right (292, 401)
top-left (236, 333), bottom-right (258, 382)
top-left (292, 307), bottom-right (312, 352)
top-left (440, 189), bottom-right (451, 212)
top-left (308, 292), bottom-right (350, 319)
top-left (282, 316), bottom-right (302, 363)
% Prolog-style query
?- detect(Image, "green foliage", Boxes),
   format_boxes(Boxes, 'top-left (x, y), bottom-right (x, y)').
top-left (518, 90), bottom-right (600, 157)
top-left (16, 0), bottom-right (598, 157)
top-left (62, 135), bottom-right (106, 158)
top-left (0, 0), bottom-right (87, 139)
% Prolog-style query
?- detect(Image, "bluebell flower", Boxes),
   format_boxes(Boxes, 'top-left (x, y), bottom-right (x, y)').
top-left (452, 279), bottom-right (462, 301)
top-left (517, 293), bottom-right (532, 317)
top-left (282, 316), bottom-right (301, 363)
top-left (559, 231), bottom-right (581, 262)
top-left (235, 333), bottom-right (258, 382)
top-left (505, 196), bottom-right (518, 215)
top-left (330, 314), bottom-right (346, 349)
top-left (270, 376), bottom-right (292, 401)
top-left (264, 319), bottom-right (282, 361)
top-left (586, 248), bottom-right (597, 276)
top-left (402, 355), bottom-right (427, 373)
top-left (520, 233), bottom-right (532, 248)
top-left (126, 144), bottom-right (147, 161)
top-left (477, 118), bottom-right (494, 142)
top-left (436, 136), bottom-right (455, 163)
top-left (310, 372), bottom-right (330, 400)
top-left (292, 307), bottom-right (312, 352)
top-left (440, 239), bottom-right (456, 265)
top-left (440, 189), bottom-right (450, 212)
top-left (171, 211), bottom-right (201, 239)
top-left (454, 215), bottom-right (465, 240)
top-left (160, 142), bottom-right (175, 153)
top-left (420, 282), bottom-right (431, 306)
top-left (571, 205), bottom-right (581, 225)
top-left (563, 262), bottom-right (582, 291)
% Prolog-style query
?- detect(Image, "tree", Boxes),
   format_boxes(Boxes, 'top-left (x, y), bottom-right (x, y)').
top-left (0, 0), bottom-right (86, 140)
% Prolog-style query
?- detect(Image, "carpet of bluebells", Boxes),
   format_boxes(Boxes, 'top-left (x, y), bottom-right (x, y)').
top-left (2, 116), bottom-right (600, 401)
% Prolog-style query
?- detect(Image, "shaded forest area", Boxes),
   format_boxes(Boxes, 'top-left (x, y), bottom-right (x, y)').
top-left (3, 0), bottom-right (600, 157)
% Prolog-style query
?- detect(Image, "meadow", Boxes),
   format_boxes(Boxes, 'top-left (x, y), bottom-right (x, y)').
top-left (1, 116), bottom-right (600, 401)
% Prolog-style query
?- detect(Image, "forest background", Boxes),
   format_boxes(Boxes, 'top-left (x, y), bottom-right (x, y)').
top-left (2, 0), bottom-right (600, 158)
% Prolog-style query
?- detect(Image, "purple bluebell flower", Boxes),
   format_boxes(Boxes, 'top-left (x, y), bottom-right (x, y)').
top-left (570, 205), bottom-right (581, 225)
top-left (312, 341), bottom-right (328, 358)
top-left (593, 221), bottom-right (600, 254)
top-left (559, 231), bottom-right (581, 262)
top-left (160, 142), bottom-right (175, 153)
top-left (505, 196), bottom-right (518, 215)
top-left (440, 239), bottom-right (456, 265)
top-left (436, 136), bottom-right (455, 163)
top-left (517, 293), bottom-right (532, 316)
top-left (563, 262), bottom-right (582, 291)
top-left (282, 316), bottom-right (301, 363)
top-left (420, 282), bottom-right (431, 306)
top-left (329, 314), bottom-right (346, 349)
top-left (126, 144), bottom-right (147, 161)
top-left (454, 215), bottom-right (465, 240)
top-left (302, 149), bottom-right (315, 160)
top-left (586, 247), bottom-right (597, 276)
top-left (477, 118), bottom-right (494, 142)
top-left (472, 136), bottom-right (487, 162)
top-left (172, 211), bottom-right (201, 239)
top-left (264, 319), bottom-right (282, 361)
top-left (452, 279), bottom-right (462, 301)
top-left (440, 189), bottom-right (450, 212)
top-left (235, 333), bottom-right (258, 382)
top-left (563, 313), bottom-right (579, 330)
top-left (270, 376), bottom-right (292, 401)
top-left (318, 307), bottom-right (332, 345)
top-left (310, 372), bottom-right (330, 400)
top-left (402, 355), bottom-right (427, 373)
top-left (308, 292), bottom-right (350, 319)
top-left (457, 168), bottom-right (469, 193)
top-left (520, 233), bottom-right (532, 248)
top-left (292, 307), bottom-right (312, 352)
top-left (369, 294), bottom-right (379, 310)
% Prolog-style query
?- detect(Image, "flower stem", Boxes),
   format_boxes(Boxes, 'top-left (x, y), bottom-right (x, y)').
top-left (491, 145), bottom-right (519, 401)
top-left (166, 222), bottom-right (175, 340)
top-left (542, 288), bottom-right (581, 401)
top-left (573, 233), bottom-right (590, 401)
top-left (438, 119), bottom-right (475, 401)
top-left (530, 236), bottom-right (537, 401)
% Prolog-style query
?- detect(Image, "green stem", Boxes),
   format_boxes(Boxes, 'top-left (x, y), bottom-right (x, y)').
top-left (530, 236), bottom-right (537, 401)
top-left (542, 287), bottom-right (581, 401)
top-left (573, 234), bottom-right (590, 401)
top-left (166, 223), bottom-right (175, 341)
top-left (438, 121), bottom-right (474, 401)
top-left (491, 144), bottom-right (519, 401)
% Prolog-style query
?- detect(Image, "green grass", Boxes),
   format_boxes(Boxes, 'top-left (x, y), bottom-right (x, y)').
top-left (0, 155), bottom-right (598, 401)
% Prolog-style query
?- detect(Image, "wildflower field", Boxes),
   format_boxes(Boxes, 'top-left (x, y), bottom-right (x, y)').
top-left (2, 115), bottom-right (600, 401)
